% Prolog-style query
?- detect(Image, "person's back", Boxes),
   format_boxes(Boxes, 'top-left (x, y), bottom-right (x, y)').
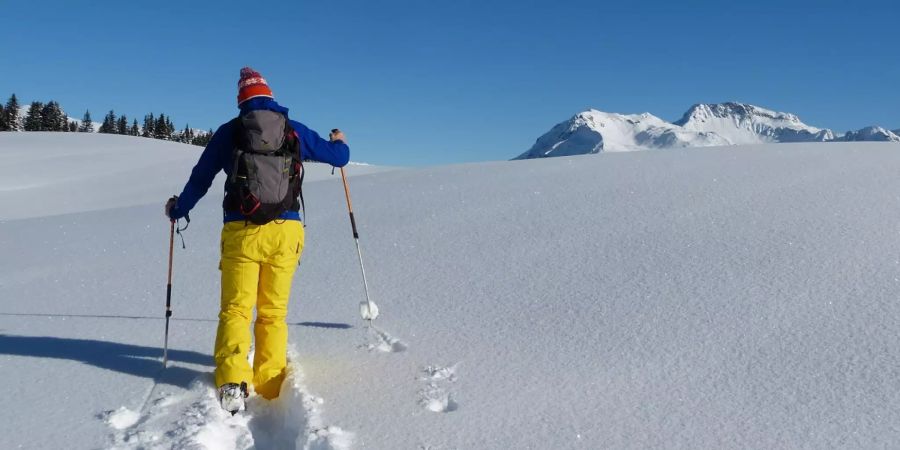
top-left (165, 67), bottom-right (349, 414)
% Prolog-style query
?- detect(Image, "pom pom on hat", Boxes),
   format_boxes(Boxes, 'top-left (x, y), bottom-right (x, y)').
top-left (237, 67), bottom-right (274, 105)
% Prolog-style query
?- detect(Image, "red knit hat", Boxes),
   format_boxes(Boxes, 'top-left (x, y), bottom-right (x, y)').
top-left (237, 67), bottom-right (274, 105)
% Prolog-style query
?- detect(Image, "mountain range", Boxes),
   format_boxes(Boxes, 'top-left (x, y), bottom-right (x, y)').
top-left (515, 102), bottom-right (899, 159)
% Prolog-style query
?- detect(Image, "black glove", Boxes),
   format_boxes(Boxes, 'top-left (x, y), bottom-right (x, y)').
top-left (165, 196), bottom-right (178, 220)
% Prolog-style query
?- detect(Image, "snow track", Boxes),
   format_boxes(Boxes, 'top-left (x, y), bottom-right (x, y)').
top-left (104, 348), bottom-right (352, 450)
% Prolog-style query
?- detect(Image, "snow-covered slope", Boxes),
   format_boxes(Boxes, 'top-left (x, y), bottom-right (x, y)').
top-left (0, 133), bottom-right (387, 221)
top-left (674, 102), bottom-right (834, 144)
top-left (5, 135), bottom-right (900, 448)
top-left (517, 102), bottom-right (896, 159)
top-left (837, 126), bottom-right (900, 142)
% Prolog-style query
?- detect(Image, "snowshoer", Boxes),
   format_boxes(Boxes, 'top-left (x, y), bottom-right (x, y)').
top-left (165, 67), bottom-right (350, 414)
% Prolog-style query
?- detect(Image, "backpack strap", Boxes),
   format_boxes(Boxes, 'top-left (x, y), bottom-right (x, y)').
top-left (227, 117), bottom-right (243, 184)
top-left (289, 128), bottom-right (306, 225)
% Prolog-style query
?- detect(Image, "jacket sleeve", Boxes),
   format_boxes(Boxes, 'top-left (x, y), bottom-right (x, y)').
top-left (290, 120), bottom-right (350, 167)
top-left (170, 123), bottom-right (231, 219)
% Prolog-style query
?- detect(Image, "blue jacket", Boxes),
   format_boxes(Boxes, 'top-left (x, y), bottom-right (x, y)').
top-left (169, 98), bottom-right (350, 222)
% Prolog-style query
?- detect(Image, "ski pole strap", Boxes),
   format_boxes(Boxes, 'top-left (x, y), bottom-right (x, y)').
top-left (176, 214), bottom-right (190, 249)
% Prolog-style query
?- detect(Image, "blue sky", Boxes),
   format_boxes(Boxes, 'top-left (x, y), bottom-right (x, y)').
top-left (2, 0), bottom-right (898, 165)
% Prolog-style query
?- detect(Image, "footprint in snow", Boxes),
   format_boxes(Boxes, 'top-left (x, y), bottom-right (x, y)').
top-left (101, 407), bottom-right (141, 430)
top-left (362, 324), bottom-right (407, 353)
top-left (420, 364), bottom-right (458, 382)
top-left (418, 364), bottom-right (459, 413)
top-left (419, 383), bottom-right (458, 413)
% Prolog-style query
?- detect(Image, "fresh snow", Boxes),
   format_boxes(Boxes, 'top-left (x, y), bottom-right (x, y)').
top-left (4, 133), bottom-right (900, 448)
top-left (517, 102), bottom-right (895, 159)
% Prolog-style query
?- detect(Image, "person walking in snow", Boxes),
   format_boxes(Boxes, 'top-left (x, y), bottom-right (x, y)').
top-left (165, 67), bottom-right (350, 414)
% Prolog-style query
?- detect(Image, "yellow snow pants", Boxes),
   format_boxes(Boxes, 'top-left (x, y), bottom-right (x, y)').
top-left (214, 220), bottom-right (304, 399)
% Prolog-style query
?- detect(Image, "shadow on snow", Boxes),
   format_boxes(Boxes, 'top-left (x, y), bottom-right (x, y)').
top-left (0, 313), bottom-right (353, 330)
top-left (0, 334), bottom-right (212, 388)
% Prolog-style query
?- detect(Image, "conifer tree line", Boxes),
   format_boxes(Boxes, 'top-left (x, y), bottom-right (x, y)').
top-left (0, 93), bottom-right (213, 147)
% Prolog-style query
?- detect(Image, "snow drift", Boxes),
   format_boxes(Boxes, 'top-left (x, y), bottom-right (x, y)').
top-left (4, 133), bottom-right (900, 448)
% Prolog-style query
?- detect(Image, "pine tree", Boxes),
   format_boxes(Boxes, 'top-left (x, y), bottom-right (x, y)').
top-left (130, 118), bottom-right (139, 136)
top-left (56, 103), bottom-right (69, 131)
top-left (68, 121), bottom-right (78, 132)
top-left (192, 129), bottom-right (213, 147)
top-left (39, 102), bottom-right (53, 131)
top-left (116, 115), bottom-right (128, 135)
top-left (98, 110), bottom-right (116, 134)
top-left (54, 102), bottom-right (66, 131)
top-left (0, 103), bottom-right (5, 131)
top-left (41, 101), bottom-right (65, 131)
top-left (24, 102), bottom-right (45, 131)
top-left (4, 94), bottom-right (21, 131)
top-left (143, 113), bottom-right (154, 138)
top-left (154, 113), bottom-right (170, 140)
top-left (78, 110), bottom-right (93, 132)
top-left (182, 124), bottom-right (195, 144)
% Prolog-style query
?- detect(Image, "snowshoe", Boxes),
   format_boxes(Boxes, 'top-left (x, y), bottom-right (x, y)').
top-left (218, 381), bottom-right (249, 415)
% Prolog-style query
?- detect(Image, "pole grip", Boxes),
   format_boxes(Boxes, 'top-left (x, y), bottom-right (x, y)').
top-left (165, 282), bottom-right (172, 318)
top-left (349, 211), bottom-right (359, 239)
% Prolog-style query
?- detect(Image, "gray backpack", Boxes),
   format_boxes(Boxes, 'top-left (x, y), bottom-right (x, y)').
top-left (224, 110), bottom-right (303, 224)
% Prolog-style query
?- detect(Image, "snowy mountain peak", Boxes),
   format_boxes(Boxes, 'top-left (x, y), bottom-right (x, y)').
top-left (676, 102), bottom-right (804, 127)
top-left (515, 102), bottom-right (900, 160)
top-left (570, 109), bottom-right (673, 134)
top-left (837, 126), bottom-right (900, 142)
top-left (514, 108), bottom-right (728, 160)
top-left (674, 102), bottom-right (833, 144)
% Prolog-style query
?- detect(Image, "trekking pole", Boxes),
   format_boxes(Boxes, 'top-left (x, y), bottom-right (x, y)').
top-left (339, 166), bottom-right (379, 321)
top-left (163, 220), bottom-right (175, 367)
